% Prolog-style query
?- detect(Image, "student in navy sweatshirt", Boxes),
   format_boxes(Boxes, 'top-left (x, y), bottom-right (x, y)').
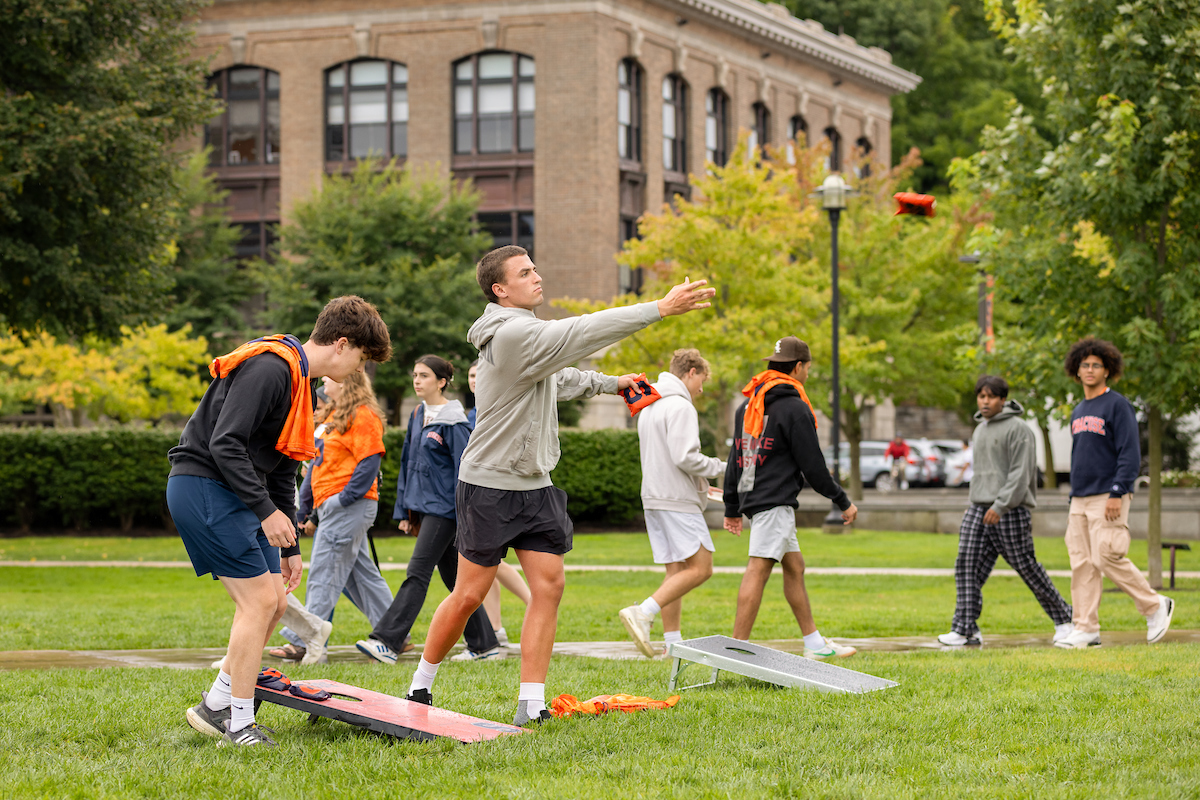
top-left (1055, 338), bottom-right (1174, 649)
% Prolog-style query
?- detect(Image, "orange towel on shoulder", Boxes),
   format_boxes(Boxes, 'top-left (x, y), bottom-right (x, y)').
top-left (210, 334), bottom-right (317, 461)
top-left (741, 370), bottom-right (817, 439)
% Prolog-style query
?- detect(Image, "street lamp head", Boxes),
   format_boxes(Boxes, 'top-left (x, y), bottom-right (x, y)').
top-left (820, 173), bottom-right (849, 211)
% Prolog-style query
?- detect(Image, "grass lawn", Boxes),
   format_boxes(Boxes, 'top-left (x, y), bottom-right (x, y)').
top-left (1, 646), bottom-right (1198, 799)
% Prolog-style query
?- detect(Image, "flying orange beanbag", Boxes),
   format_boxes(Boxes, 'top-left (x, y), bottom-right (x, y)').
top-left (550, 693), bottom-right (681, 718)
top-left (893, 192), bottom-right (937, 217)
top-left (619, 374), bottom-right (662, 417)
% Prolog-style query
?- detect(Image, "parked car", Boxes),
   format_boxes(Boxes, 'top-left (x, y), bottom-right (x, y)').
top-left (944, 444), bottom-right (973, 488)
top-left (822, 440), bottom-right (926, 491)
top-left (906, 439), bottom-right (946, 487)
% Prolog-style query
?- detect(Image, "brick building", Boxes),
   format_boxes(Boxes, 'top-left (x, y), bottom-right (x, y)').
top-left (191, 0), bottom-right (920, 301)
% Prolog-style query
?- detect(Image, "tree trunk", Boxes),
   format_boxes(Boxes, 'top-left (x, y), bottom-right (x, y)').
top-left (1147, 406), bottom-right (1163, 588)
top-left (843, 398), bottom-right (864, 501)
top-left (1040, 422), bottom-right (1057, 489)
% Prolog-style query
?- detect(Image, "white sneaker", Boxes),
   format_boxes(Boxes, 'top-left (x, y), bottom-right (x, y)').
top-left (1052, 622), bottom-right (1075, 643)
top-left (450, 646), bottom-right (505, 662)
top-left (494, 627), bottom-right (510, 648)
top-left (1055, 629), bottom-right (1101, 649)
top-left (355, 638), bottom-right (398, 665)
top-left (937, 631), bottom-right (982, 647)
top-left (1146, 595), bottom-right (1175, 644)
top-left (619, 606), bottom-right (656, 658)
top-left (803, 638), bottom-right (857, 659)
top-left (301, 619), bottom-right (334, 665)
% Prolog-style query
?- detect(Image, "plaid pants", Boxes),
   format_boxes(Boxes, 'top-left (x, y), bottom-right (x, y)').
top-left (951, 504), bottom-right (1073, 636)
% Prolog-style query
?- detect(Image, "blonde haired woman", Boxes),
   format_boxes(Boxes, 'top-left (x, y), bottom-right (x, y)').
top-left (286, 370), bottom-right (395, 657)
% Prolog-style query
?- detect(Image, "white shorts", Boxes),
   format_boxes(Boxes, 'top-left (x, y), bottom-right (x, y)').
top-left (747, 506), bottom-right (800, 561)
top-left (644, 509), bottom-right (715, 565)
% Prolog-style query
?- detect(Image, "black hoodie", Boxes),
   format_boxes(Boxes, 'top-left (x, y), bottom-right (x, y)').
top-left (723, 382), bottom-right (850, 519)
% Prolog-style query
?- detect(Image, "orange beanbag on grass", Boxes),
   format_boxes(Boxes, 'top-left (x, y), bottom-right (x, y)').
top-left (550, 693), bottom-right (681, 718)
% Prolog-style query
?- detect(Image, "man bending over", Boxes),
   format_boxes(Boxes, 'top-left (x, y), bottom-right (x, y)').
top-left (406, 245), bottom-right (714, 725)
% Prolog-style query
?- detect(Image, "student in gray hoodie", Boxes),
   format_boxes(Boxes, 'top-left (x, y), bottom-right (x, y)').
top-left (619, 348), bottom-right (726, 657)
top-left (405, 245), bottom-right (716, 725)
top-left (938, 375), bottom-right (1074, 646)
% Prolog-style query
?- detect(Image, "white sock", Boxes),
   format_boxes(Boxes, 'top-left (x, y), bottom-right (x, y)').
top-left (803, 631), bottom-right (825, 651)
top-left (229, 695), bottom-right (254, 733)
top-left (205, 670), bottom-right (232, 711)
top-left (663, 630), bottom-right (683, 646)
top-left (409, 657), bottom-right (440, 694)
top-left (639, 597), bottom-right (662, 618)
top-left (518, 682), bottom-right (546, 716)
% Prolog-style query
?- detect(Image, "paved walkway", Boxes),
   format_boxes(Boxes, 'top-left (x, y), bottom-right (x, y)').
top-left (3, 560), bottom-right (1198, 580)
top-left (3, 631), bottom-right (1198, 672)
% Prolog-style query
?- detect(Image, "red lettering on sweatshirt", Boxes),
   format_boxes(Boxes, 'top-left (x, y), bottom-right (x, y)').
top-left (1071, 416), bottom-right (1106, 436)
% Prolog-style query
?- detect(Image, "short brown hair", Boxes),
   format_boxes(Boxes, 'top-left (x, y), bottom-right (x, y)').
top-left (477, 245), bottom-right (528, 303)
top-left (669, 348), bottom-right (710, 379)
top-left (310, 296), bottom-right (392, 363)
top-left (1064, 337), bottom-right (1123, 382)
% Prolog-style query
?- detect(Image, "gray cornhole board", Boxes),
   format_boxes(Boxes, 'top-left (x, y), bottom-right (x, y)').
top-left (667, 635), bottom-right (898, 694)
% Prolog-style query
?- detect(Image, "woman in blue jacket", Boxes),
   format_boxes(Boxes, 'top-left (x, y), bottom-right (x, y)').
top-left (356, 355), bottom-right (501, 664)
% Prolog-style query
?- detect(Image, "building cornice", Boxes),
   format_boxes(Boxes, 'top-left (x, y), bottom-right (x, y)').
top-left (197, 0), bottom-right (919, 94)
top-left (659, 0), bottom-right (920, 93)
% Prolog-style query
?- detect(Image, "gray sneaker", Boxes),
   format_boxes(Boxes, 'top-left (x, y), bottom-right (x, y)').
top-left (185, 692), bottom-right (230, 739)
top-left (513, 701), bottom-right (553, 727)
top-left (218, 722), bottom-right (277, 748)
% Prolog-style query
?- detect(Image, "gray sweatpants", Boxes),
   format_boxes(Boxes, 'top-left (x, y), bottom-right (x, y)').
top-left (281, 496), bottom-right (392, 646)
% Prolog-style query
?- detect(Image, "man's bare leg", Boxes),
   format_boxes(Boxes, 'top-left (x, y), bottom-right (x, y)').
top-left (733, 557), bottom-right (775, 639)
top-left (656, 548), bottom-right (714, 633)
top-left (205, 573), bottom-right (286, 733)
top-left (779, 551), bottom-right (817, 636)
top-left (420, 556), bottom-right (499, 663)
top-left (512, 549), bottom-right (565, 683)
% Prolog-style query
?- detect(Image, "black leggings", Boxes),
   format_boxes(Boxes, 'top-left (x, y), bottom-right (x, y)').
top-left (371, 513), bottom-right (499, 654)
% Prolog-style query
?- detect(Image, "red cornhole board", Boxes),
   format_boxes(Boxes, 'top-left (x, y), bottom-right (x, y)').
top-left (253, 679), bottom-right (529, 743)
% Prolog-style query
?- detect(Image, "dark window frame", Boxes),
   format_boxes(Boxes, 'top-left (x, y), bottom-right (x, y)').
top-left (477, 210), bottom-right (534, 258)
top-left (752, 102), bottom-right (771, 152)
top-left (618, 58), bottom-right (644, 165)
top-left (705, 88), bottom-right (729, 166)
top-left (662, 74), bottom-right (688, 176)
top-left (205, 66), bottom-right (281, 168)
top-left (324, 59), bottom-right (409, 168)
top-left (453, 51), bottom-right (535, 158)
top-left (825, 127), bottom-right (842, 172)
top-left (854, 135), bottom-right (873, 178)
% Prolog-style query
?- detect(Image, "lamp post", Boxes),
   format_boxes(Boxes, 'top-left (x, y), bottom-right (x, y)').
top-left (811, 174), bottom-right (854, 532)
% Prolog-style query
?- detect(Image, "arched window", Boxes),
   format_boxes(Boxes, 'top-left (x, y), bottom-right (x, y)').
top-left (750, 102), bottom-right (771, 153)
top-left (786, 115), bottom-right (808, 164)
top-left (454, 52), bottom-right (535, 155)
top-left (662, 75), bottom-right (688, 174)
top-left (854, 136), bottom-right (873, 178)
top-left (205, 66), bottom-right (281, 167)
top-left (705, 89), bottom-right (729, 166)
top-left (825, 127), bottom-right (842, 172)
top-left (618, 59), bottom-right (643, 163)
top-left (325, 60), bottom-right (408, 163)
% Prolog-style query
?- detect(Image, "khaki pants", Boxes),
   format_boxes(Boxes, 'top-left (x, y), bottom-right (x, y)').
top-left (1064, 493), bottom-right (1159, 632)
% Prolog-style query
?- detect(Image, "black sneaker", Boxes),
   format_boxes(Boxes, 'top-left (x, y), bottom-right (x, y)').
top-left (513, 702), bottom-right (553, 726)
top-left (218, 722), bottom-right (278, 748)
top-left (406, 688), bottom-right (433, 706)
top-left (185, 692), bottom-right (231, 739)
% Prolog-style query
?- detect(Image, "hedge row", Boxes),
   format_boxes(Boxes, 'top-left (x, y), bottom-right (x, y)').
top-left (0, 427), bottom-right (643, 532)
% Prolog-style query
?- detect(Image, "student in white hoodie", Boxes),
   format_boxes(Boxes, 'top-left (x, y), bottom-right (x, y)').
top-left (619, 349), bottom-right (725, 657)
top-left (404, 245), bottom-right (715, 725)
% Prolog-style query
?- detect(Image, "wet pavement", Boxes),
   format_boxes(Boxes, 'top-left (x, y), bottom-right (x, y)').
top-left (3, 630), bottom-right (1198, 671)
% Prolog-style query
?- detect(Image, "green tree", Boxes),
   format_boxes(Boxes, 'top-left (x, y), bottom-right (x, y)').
top-left (952, 0), bottom-right (1200, 586)
top-left (786, 0), bottom-right (1044, 191)
top-left (260, 160), bottom-right (491, 419)
top-left (0, 0), bottom-right (218, 338)
top-left (164, 151), bottom-right (261, 357)
top-left (791, 147), bottom-right (978, 498)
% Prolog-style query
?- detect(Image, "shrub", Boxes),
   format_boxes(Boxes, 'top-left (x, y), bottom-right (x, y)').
top-left (0, 426), bottom-right (645, 531)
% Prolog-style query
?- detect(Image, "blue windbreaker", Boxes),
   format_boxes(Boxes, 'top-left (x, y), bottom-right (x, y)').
top-left (393, 400), bottom-right (471, 521)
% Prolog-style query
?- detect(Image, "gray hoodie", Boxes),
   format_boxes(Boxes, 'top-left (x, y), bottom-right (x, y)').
top-left (459, 301), bottom-right (662, 491)
top-left (968, 399), bottom-right (1038, 516)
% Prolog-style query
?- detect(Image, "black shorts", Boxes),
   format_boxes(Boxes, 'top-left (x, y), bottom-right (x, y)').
top-left (455, 481), bottom-right (573, 567)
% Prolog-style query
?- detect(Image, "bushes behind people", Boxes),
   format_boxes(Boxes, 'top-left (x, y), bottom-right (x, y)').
top-left (0, 427), bottom-right (645, 532)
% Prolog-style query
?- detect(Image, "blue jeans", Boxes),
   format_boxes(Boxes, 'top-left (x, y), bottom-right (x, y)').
top-left (281, 496), bottom-right (392, 646)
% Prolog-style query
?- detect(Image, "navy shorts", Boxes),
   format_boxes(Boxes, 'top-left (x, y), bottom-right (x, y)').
top-left (166, 475), bottom-right (280, 579)
top-left (455, 481), bottom-right (573, 567)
